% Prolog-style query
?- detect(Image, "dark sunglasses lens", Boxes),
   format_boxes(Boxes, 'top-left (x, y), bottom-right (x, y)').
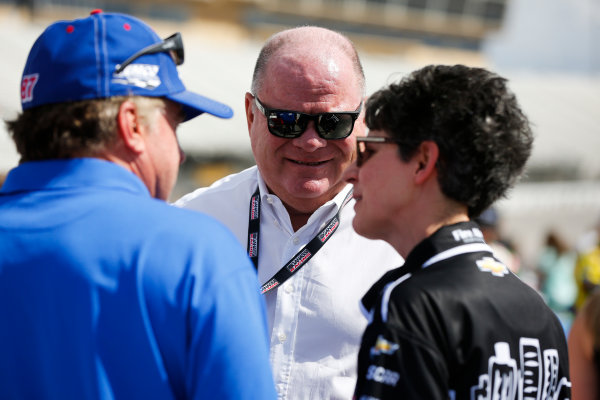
top-left (169, 49), bottom-right (184, 65)
top-left (317, 113), bottom-right (355, 139)
top-left (268, 112), bottom-right (307, 138)
top-left (166, 33), bottom-right (184, 65)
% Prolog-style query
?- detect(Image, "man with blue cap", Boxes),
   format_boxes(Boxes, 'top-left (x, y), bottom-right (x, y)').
top-left (0, 10), bottom-right (276, 400)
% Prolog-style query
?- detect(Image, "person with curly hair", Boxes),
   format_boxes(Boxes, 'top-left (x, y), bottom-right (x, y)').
top-left (346, 64), bottom-right (571, 399)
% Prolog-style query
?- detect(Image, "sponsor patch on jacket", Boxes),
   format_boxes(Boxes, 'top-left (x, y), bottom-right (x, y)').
top-left (370, 335), bottom-right (399, 358)
top-left (366, 365), bottom-right (400, 387)
top-left (470, 339), bottom-right (571, 399)
top-left (451, 227), bottom-right (484, 243)
top-left (476, 257), bottom-right (509, 277)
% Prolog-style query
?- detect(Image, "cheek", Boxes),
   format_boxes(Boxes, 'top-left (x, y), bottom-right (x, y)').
top-left (250, 122), bottom-right (291, 154)
top-left (156, 127), bottom-right (181, 172)
top-left (250, 130), bottom-right (274, 163)
top-left (333, 137), bottom-right (356, 162)
top-left (352, 119), bottom-right (366, 138)
top-left (357, 173), bottom-right (375, 205)
top-left (359, 163), bottom-right (398, 210)
top-left (165, 132), bottom-right (180, 162)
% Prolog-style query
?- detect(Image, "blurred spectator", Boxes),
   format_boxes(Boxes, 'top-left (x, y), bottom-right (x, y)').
top-left (17, 0), bottom-right (34, 15)
top-left (537, 231), bottom-right (577, 331)
top-left (574, 235), bottom-right (600, 311)
top-left (568, 288), bottom-right (600, 400)
top-left (575, 219), bottom-right (600, 255)
top-left (475, 207), bottom-right (522, 274)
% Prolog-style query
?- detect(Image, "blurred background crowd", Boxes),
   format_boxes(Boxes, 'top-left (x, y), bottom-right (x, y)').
top-left (0, 0), bottom-right (599, 335)
top-left (476, 206), bottom-right (600, 334)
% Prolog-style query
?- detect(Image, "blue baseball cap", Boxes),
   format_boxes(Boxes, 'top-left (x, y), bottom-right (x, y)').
top-left (19, 10), bottom-right (233, 121)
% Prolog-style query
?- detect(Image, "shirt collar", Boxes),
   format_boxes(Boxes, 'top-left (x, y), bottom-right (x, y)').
top-left (255, 169), bottom-right (270, 200)
top-left (403, 221), bottom-right (486, 273)
top-left (360, 221), bottom-right (487, 313)
top-left (1, 158), bottom-right (150, 197)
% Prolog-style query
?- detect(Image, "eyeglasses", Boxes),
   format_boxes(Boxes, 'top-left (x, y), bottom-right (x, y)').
top-left (356, 136), bottom-right (403, 167)
top-left (254, 96), bottom-right (362, 140)
top-left (115, 32), bottom-right (184, 74)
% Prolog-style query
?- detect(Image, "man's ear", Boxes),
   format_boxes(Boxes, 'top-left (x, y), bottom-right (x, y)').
top-left (117, 100), bottom-right (146, 154)
top-left (244, 92), bottom-right (255, 136)
top-left (414, 140), bottom-right (439, 185)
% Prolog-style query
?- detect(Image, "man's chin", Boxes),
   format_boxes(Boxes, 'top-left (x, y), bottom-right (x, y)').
top-left (292, 180), bottom-right (344, 199)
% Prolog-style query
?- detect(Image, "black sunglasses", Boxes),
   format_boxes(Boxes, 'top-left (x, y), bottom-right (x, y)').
top-left (254, 96), bottom-right (362, 140)
top-left (356, 136), bottom-right (403, 167)
top-left (115, 32), bottom-right (184, 74)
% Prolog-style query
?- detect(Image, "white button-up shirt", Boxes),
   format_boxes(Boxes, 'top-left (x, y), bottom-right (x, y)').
top-left (175, 166), bottom-right (403, 400)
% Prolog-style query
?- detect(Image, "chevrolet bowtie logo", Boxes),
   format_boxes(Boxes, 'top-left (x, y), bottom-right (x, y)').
top-left (476, 257), bottom-right (509, 277)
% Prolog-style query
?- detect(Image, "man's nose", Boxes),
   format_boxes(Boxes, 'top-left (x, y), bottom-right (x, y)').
top-left (291, 121), bottom-right (327, 151)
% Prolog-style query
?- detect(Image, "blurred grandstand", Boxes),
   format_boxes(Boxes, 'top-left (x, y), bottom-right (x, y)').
top-left (1, 0), bottom-right (599, 267)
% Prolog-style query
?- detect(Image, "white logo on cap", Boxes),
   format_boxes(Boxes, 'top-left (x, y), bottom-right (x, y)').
top-left (112, 64), bottom-right (161, 89)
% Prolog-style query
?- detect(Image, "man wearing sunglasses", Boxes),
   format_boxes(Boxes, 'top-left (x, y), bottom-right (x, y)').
top-left (176, 26), bottom-right (403, 399)
top-left (0, 11), bottom-right (276, 399)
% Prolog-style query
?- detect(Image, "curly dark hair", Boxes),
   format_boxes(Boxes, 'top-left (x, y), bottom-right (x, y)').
top-left (365, 64), bottom-right (533, 218)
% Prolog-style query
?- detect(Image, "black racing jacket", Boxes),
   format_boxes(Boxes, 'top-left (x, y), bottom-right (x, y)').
top-left (354, 221), bottom-right (571, 400)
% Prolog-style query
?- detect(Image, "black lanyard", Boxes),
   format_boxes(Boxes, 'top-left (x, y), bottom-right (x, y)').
top-left (247, 187), bottom-right (353, 294)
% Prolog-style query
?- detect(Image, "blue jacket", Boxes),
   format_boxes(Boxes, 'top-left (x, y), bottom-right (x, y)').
top-left (0, 158), bottom-right (276, 400)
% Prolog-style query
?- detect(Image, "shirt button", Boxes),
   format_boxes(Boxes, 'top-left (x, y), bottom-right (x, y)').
top-left (278, 333), bottom-right (287, 343)
top-left (266, 196), bottom-right (274, 204)
top-left (292, 237), bottom-right (300, 245)
top-left (285, 285), bottom-right (293, 294)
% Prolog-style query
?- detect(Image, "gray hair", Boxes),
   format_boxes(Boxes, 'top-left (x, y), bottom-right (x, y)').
top-left (6, 96), bottom-right (166, 162)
